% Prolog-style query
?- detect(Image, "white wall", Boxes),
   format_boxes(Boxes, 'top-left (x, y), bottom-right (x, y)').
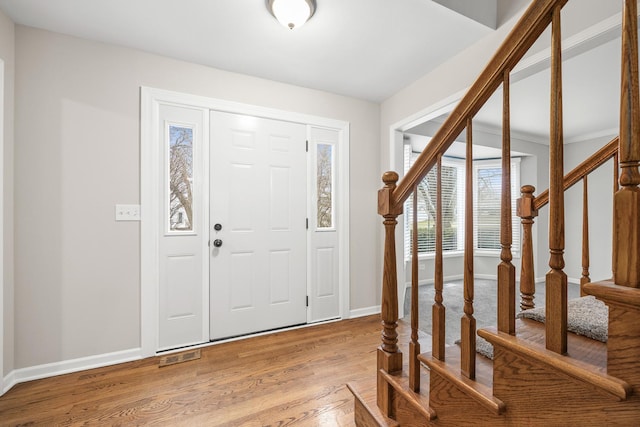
top-left (0, 7), bottom-right (14, 381)
top-left (13, 25), bottom-right (380, 369)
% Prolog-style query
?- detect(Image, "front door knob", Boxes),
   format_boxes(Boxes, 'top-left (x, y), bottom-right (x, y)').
top-left (213, 239), bottom-right (223, 248)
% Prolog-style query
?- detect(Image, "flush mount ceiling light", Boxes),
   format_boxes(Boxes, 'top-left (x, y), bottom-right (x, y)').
top-left (267, 0), bottom-right (316, 30)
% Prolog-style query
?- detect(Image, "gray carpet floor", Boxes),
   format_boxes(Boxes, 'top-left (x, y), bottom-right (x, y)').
top-left (402, 279), bottom-right (581, 346)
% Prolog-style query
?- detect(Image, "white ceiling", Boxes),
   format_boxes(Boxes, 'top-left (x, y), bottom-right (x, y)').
top-left (0, 0), bottom-right (507, 102)
top-left (0, 0), bottom-right (622, 145)
top-left (408, 33), bottom-right (623, 145)
top-left (473, 36), bottom-right (621, 144)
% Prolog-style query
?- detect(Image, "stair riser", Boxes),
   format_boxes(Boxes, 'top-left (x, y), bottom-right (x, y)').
top-left (492, 347), bottom-right (640, 425)
top-left (389, 392), bottom-right (431, 427)
top-left (607, 302), bottom-right (640, 395)
top-left (428, 372), bottom-right (502, 426)
top-left (354, 397), bottom-right (387, 427)
top-left (423, 347), bottom-right (640, 426)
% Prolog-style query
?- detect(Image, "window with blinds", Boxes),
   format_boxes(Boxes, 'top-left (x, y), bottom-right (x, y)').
top-left (404, 144), bottom-right (520, 259)
top-left (473, 159), bottom-right (520, 254)
top-left (404, 146), bottom-right (462, 257)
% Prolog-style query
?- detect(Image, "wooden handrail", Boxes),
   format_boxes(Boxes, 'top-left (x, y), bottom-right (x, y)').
top-left (390, 0), bottom-right (569, 210)
top-left (534, 136), bottom-right (619, 210)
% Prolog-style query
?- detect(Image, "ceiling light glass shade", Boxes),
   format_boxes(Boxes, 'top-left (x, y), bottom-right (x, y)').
top-left (267, 0), bottom-right (316, 30)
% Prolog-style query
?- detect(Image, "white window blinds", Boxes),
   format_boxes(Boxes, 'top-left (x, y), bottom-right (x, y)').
top-left (404, 146), bottom-right (462, 257)
top-left (404, 144), bottom-right (521, 259)
top-left (473, 159), bottom-right (521, 254)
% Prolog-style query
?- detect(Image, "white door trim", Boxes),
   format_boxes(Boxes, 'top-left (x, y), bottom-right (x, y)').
top-left (140, 87), bottom-right (350, 357)
top-left (0, 59), bottom-right (5, 394)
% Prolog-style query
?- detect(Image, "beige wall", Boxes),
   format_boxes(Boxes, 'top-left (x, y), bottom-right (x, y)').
top-left (7, 0), bottom-right (625, 373)
top-left (0, 7), bottom-right (14, 378)
top-left (14, 25), bottom-right (380, 368)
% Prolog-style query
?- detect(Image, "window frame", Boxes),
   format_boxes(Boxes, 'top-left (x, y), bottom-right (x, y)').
top-left (403, 146), bottom-right (521, 261)
top-left (165, 121), bottom-right (197, 235)
top-left (472, 157), bottom-right (521, 256)
top-left (403, 146), bottom-right (465, 259)
top-left (315, 141), bottom-right (336, 231)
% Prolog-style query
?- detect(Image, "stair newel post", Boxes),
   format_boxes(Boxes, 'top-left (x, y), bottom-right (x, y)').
top-left (377, 171), bottom-right (403, 414)
top-left (461, 118), bottom-right (476, 379)
top-left (546, 3), bottom-right (568, 354)
top-left (498, 70), bottom-right (516, 334)
top-left (432, 153), bottom-right (446, 361)
top-left (614, 0), bottom-right (640, 288)
top-left (580, 176), bottom-right (590, 296)
top-left (517, 185), bottom-right (538, 311)
top-left (409, 187), bottom-right (420, 392)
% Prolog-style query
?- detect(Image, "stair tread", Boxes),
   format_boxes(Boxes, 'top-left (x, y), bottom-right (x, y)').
top-left (418, 344), bottom-right (506, 415)
top-left (584, 280), bottom-right (640, 307)
top-left (480, 319), bottom-right (632, 401)
top-left (501, 318), bottom-right (606, 370)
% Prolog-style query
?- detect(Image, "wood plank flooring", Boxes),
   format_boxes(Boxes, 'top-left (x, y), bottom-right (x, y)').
top-left (0, 315), bottom-right (413, 426)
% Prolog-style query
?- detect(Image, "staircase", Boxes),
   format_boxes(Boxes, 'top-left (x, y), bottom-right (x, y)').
top-left (349, 0), bottom-right (640, 425)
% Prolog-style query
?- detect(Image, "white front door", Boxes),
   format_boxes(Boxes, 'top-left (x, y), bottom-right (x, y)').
top-left (209, 111), bottom-right (307, 340)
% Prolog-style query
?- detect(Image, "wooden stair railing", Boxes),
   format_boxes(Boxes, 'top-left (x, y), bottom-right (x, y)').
top-left (518, 136), bottom-right (619, 309)
top-left (374, 0), bottom-right (640, 422)
top-left (376, 0), bottom-right (570, 417)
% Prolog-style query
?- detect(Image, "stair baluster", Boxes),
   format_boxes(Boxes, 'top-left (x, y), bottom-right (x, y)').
top-left (546, 3), bottom-right (568, 354)
top-left (409, 187), bottom-right (420, 392)
top-left (432, 153), bottom-right (446, 361)
top-left (580, 176), bottom-right (590, 295)
top-left (517, 186), bottom-right (537, 311)
top-left (498, 70), bottom-right (516, 334)
top-left (612, 151), bottom-right (619, 277)
top-left (461, 118), bottom-right (476, 379)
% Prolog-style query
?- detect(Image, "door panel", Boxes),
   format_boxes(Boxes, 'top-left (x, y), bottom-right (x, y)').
top-left (210, 111), bottom-right (307, 340)
top-left (158, 104), bottom-right (209, 351)
top-left (308, 127), bottom-right (340, 322)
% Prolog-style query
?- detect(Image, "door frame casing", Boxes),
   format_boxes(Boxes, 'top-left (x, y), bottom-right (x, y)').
top-left (140, 87), bottom-right (350, 357)
top-left (0, 60), bottom-right (4, 394)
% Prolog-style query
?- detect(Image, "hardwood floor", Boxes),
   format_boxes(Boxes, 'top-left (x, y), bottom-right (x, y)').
top-left (0, 315), bottom-right (412, 426)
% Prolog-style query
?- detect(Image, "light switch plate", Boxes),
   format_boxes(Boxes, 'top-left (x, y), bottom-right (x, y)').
top-left (115, 204), bottom-right (141, 221)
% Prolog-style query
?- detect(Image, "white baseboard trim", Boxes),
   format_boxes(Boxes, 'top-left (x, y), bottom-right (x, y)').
top-left (535, 277), bottom-right (582, 286)
top-left (350, 305), bottom-right (381, 318)
top-left (474, 274), bottom-right (498, 281)
top-left (403, 274), bottom-right (466, 288)
top-left (3, 348), bottom-right (143, 395)
top-left (2, 369), bottom-right (16, 395)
